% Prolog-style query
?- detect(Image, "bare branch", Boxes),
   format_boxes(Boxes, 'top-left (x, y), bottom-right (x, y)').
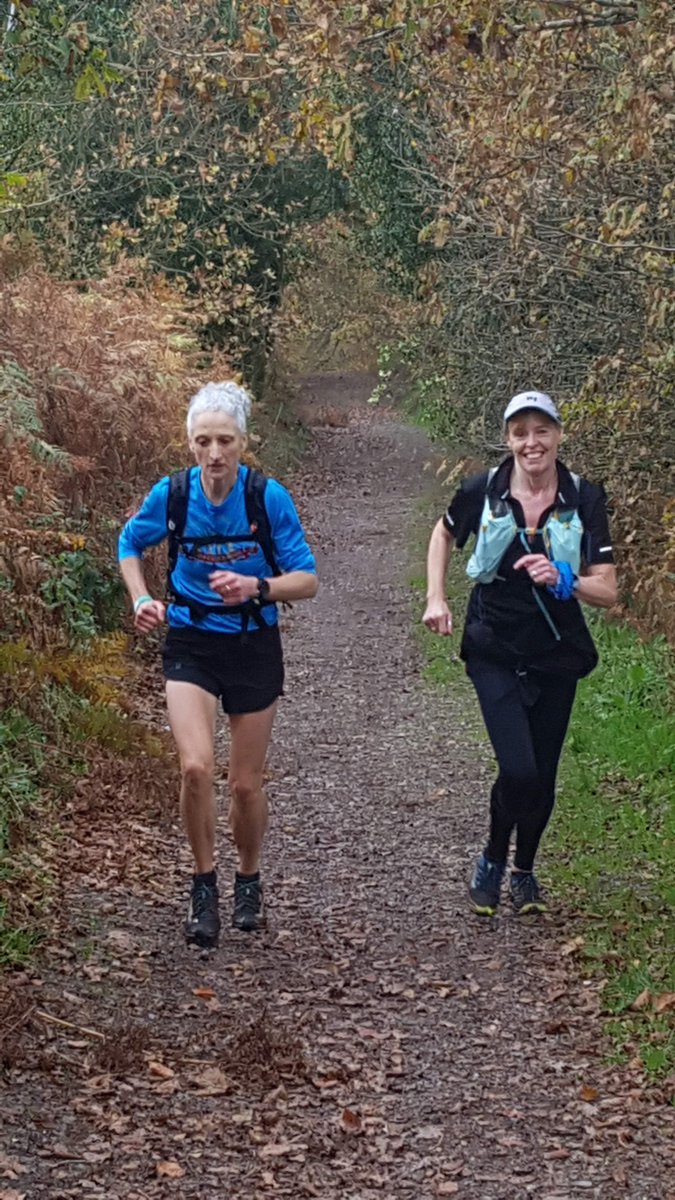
top-left (508, 10), bottom-right (638, 34)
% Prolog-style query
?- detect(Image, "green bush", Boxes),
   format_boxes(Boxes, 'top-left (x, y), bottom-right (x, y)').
top-left (40, 548), bottom-right (123, 645)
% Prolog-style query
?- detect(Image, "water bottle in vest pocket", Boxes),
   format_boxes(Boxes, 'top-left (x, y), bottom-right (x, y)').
top-left (546, 508), bottom-right (583, 574)
top-left (466, 495), bottom-right (519, 584)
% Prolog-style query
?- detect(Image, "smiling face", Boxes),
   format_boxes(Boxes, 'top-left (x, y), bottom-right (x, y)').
top-left (506, 410), bottom-right (562, 482)
top-left (189, 411), bottom-right (247, 493)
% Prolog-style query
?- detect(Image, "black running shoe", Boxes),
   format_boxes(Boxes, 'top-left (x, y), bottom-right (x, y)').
top-left (232, 874), bottom-right (265, 933)
top-left (469, 853), bottom-right (505, 916)
top-left (185, 875), bottom-right (220, 948)
top-left (510, 870), bottom-right (547, 915)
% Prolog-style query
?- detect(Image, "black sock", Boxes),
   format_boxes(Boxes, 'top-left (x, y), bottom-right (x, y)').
top-left (194, 869), bottom-right (217, 886)
top-left (236, 871), bottom-right (260, 883)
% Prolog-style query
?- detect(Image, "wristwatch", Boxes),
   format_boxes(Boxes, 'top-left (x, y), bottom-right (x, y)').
top-left (256, 578), bottom-right (271, 604)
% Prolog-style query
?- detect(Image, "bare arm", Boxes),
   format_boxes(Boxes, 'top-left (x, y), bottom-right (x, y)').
top-left (261, 570), bottom-right (318, 603)
top-left (208, 569), bottom-right (318, 605)
top-left (119, 556), bottom-right (166, 633)
top-left (119, 555), bottom-right (152, 606)
top-left (575, 563), bottom-right (618, 609)
top-left (514, 555), bottom-right (617, 609)
top-left (422, 518), bottom-right (454, 636)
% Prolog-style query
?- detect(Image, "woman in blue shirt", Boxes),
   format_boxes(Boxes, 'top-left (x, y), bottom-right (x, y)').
top-left (119, 381), bottom-right (318, 948)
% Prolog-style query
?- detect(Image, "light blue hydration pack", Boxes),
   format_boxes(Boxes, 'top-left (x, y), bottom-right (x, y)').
top-left (466, 467), bottom-right (583, 640)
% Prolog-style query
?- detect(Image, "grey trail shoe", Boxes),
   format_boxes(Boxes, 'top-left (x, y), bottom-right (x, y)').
top-left (185, 875), bottom-right (220, 948)
top-left (469, 853), bottom-right (506, 916)
top-left (510, 870), bottom-right (547, 915)
top-left (232, 874), bottom-right (266, 933)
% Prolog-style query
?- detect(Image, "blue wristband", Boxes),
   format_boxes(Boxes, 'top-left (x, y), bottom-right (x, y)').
top-left (133, 594), bottom-right (153, 614)
top-left (547, 561), bottom-right (577, 601)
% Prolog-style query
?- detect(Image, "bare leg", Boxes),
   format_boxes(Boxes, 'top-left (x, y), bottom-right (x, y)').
top-left (228, 702), bottom-right (277, 874)
top-left (166, 682), bottom-right (218, 874)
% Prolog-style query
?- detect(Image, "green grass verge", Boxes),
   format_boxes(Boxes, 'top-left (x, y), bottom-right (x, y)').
top-left (550, 619), bottom-right (674, 1078)
top-left (412, 543), bottom-right (675, 1080)
top-left (0, 708), bottom-right (50, 967)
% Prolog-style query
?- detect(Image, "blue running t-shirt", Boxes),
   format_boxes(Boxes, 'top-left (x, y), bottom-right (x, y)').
top-left (118, 465), bottom-right (316, 633)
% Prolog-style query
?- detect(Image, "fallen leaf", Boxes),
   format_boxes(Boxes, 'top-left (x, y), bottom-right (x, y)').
top-left (0, 1190), bottom-right (26, 1200)
top-left (148, 1061), bottom-right (175, 1079)
top-left (50, 1145), bottom-right (79, 1160)
top-left (417, 1125), bottom-right (444, 1140)
top-left (0, 1155), bottom-right (26, 1178)
top-left (189, 1066), bottom-right (231, 1096)
top-left (152, 1077), bottom-right (179, 1096)
top-left (192, 987), bottom-right (216, 999)
top-left (388, 1052), bottom-right (405, 1075)
top-left (545, 1020), bottom-right (569, 1035)
top-left (654, 992), bottom-right (675, 1014)
top-left (427, 787), bottom-right (447, 801)
top-left (339, 1108), bottom-right (362, 1134)
top-left (580, 1085), bottom-right (599, 1102)
top-left (259, 1141), bottom-right (291, 1159)
top-left (561, 936), bottom-right (585, 957)
top-left (156, 1161), bottom-right (185, 1179)
top-left (106, 929), bottom-right (135, 952)
top-left (546, 986), bottom-right (567, 1002)
top-left (436, 1184), bottom-right (459, 1197)
top-left (630, 988), bottom-right (651, 1011)
top-left (84, 1074), bottom-right (113, 1092)
top-left (231, 1110), bottom-right (254, 1126)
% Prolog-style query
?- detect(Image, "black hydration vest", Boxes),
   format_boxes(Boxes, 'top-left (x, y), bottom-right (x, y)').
top-left (166, 466), bottom-right (281, 630)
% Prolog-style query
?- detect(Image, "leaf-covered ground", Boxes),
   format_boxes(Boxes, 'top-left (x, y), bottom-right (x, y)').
top-left (0, 374), bottom-right (672, 1200)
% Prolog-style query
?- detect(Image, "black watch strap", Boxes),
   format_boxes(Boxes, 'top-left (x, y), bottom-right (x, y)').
top-left (256, 577), bottom-right (271, 603)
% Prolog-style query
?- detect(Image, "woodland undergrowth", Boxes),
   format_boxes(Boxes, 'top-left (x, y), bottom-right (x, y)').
top-left (0, 256), bottom-right (226, 965)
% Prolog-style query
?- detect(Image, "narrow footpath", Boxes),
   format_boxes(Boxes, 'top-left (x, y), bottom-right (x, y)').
top-left (0, 374), bottom-right (672, 1200)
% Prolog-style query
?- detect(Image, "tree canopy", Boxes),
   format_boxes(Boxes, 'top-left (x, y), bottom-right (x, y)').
top-left (2, 0), bottom-right (673, 633)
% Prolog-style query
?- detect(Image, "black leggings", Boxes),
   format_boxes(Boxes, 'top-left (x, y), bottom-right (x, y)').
top-left (466, 660), bottom-right (577, 872)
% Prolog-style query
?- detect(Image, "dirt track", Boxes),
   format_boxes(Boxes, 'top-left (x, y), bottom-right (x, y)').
top-left (1, 373), bottom-right (672, 1200)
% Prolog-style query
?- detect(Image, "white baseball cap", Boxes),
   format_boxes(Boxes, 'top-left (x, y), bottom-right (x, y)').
top-left (503, 390), bottom-right (562, 425)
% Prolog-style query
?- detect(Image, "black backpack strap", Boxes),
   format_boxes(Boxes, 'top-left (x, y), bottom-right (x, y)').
top-left (244, 466), bottom-right (281, 577)
top-left (166, 468), bottom-right (191, 590)
top-left (166, 466), bottom-right (282, 630)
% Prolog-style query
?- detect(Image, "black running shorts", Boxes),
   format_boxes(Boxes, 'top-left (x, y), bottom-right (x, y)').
top-left (162, 624), bottom-right (284, 715)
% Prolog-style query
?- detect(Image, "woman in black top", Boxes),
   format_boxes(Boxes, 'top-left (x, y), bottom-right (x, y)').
top-left (423, 391), bottom-right (617, 915)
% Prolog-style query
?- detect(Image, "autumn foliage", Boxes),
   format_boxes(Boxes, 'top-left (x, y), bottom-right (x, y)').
top-left (2, 0), bottom-right (674, 639)
top-left (0, 256), bottom-right (202, 957)
top-left (0, 257), bottom-right (226, 647)
top-left (269, 1), bottom-right (675, 638)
